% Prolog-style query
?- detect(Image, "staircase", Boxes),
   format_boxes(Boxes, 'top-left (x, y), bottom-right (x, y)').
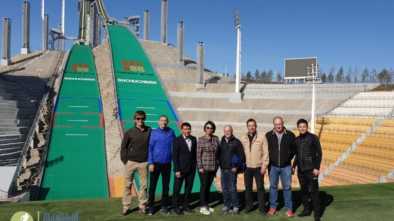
top-left (0, 76), bottom-right (47, 166)
top-left (93, 41), bottom-right (123, 177)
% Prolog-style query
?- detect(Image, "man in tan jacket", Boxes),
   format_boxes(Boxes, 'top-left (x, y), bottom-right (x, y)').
top-left (240, 118), bottom-right (269, 215)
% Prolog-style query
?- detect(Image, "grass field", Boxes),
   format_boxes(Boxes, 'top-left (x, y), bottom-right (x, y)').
top-left (1, 183), bottom-right (393, 221)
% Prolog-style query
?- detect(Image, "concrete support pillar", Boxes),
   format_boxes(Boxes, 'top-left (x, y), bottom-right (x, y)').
top-left (160, 0), bottom-right (168, 44)
top-left (94, 5), bottom-right (100, 46)
top-left (43, 14), bottom-right (49, 51)
top-left (21, 0), bottom-right (30, 54)
top-left (1, 18), bottom-right (11, 66)
top-left (143, 10), bottom-right (149, 40)
top-left (197, 42), bottom-right (204, 85)
top-left (88, 2), bottom-right (97, 46)
top-left (177, 20), bottom-right (184, 63)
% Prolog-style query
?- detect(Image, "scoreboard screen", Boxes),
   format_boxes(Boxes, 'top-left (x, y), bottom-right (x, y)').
top-left (284, 57), bottom-right (317, 79)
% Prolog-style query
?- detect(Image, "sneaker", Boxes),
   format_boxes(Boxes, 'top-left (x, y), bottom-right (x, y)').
top-left (200, 207), bottom-right (211, 215)
top-left (209, 207), bottom-right (215, 213)
top-left (122, 208), bottom-right (130, 216)
top-left (287, 210), bottom-right (295, 217)
top-left (147, 208), bottom-right (154, 216)
top-left (222, 206), bottom-right (230, 214)
top-left (267, 208), bottom-right (276, 216)
top-left (232, 207), bottom-right (240, 214)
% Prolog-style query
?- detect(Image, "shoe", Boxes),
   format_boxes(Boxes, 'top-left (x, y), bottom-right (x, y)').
top-left (208, 207), bottom-right (215, 213)
top-left (244, 206), bottom-right (253, 213)
top-left (122, 208), bottom-right (130, 216)
top-left (183, 207), bottom-right (194, 213)
top-left (222, 206), bottom-right (230, 214)
top-left (173, 208), bottom-right (183, 215)
top-left (298, 210), bottom-right (312, 217)
top-left (139, 207), bottom-right (147, 214)
top-left (200, 207), bottom-right (211, 215)
top-left (160, 208), bottom-right (170, 215)
top-left (147, 208), bottom-right (154, 216)
top-left (259, 210), bottom-right (267, 216)
top-left (287, 210), bottom-right (295, 217)
top-left (267, 208), bottom-right (276, 216)
top-left (314, 217), bottom-right (321, 221)
top-left (232, 207), bottom-right (240, 214)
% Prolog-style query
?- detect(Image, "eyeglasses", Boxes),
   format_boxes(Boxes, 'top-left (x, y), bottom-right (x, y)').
top-left (205, 126), bottom-right (213, 130)
top-left (135, 117), bottom-right (145, 121)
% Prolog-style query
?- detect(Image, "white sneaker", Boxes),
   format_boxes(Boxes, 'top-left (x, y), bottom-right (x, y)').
top-left (209, 207), bottom-right (215, 213)
top-left (200, 207), bottom-right (211, 215)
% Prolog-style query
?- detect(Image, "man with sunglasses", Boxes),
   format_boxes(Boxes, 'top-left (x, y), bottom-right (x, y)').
top-left (121, 111), bottom-right (151, 215)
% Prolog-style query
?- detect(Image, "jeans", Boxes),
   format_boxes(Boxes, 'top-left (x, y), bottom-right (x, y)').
top-left (244, 167), bottom-right (265, 211)
top-left (199, 170), bottom-right (216, 207)
top-left (269, 165), bottom-right (293, 210)
top-left (148, 163), bottom-right (171, 208)
top-left (221, 169), bottom-right (239, 208)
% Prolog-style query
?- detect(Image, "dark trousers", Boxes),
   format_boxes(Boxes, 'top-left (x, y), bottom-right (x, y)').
top-left (172, 169), bottom-right (196, 208)
top-left (298, 170), bottom-right (320, 218)
top-left (221, 169), bottom-right (239, 208)
top-left (199, 170), bottom-right (216, 207)
top-left (244, 167), bottom-right (265, 211)
top-left (148, 163), bottom-right (171, 208)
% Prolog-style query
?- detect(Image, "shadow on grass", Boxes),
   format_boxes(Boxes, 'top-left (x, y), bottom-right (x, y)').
top-left (148, 190), bottom-right (334, 218)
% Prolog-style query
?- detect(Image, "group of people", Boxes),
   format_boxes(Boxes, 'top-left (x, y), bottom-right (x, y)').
top-left (120, 110), bottom-right (323, 221)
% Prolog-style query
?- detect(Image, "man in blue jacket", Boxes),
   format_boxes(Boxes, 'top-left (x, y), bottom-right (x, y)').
top-left (147, 115), bottom-right (176, 215)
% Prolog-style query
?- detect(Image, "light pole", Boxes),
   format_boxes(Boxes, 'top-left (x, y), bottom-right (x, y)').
top-left (41, 0), bottom-right (46, 50)
top-left (61, 0), bottom-right (65, 50)
top-left (234, 11), bottom-right (241, 94)
top-left (309, 63), bottom-right (319, 134)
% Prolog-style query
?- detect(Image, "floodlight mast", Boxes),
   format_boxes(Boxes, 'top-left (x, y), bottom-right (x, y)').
top-left (234, 10), bottom-right (241, 94)
top-left (309, 63), bottom-right (319, 134)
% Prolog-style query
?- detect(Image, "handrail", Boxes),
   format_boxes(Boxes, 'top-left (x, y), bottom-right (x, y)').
top-left (96, 0), bottom-right (110, 26)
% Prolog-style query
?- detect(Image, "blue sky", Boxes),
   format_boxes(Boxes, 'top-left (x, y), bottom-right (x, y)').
top-left (1, 0), bottom-right (393, 75)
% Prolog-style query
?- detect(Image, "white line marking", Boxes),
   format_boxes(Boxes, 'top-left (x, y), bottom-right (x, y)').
top-left (65, 133), bottom-right (88, 136)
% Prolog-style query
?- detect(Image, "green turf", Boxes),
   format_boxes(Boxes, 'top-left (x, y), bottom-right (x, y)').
top-left (1, 183), bottom-right (394, 221)
top-left (40, 44), bottom-right (109, 200)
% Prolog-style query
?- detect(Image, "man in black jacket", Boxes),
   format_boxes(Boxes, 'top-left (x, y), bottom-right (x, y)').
top-left (218, 125), bottom-right (245, 214)
top-left (293, 118), bottom-right (322, 221)
top-left (121, 111), bottom-right (151, 215)
top-left (266, 116), bottom-right (296, 217)
top-left (172, 122), bottom-right (197, 215)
